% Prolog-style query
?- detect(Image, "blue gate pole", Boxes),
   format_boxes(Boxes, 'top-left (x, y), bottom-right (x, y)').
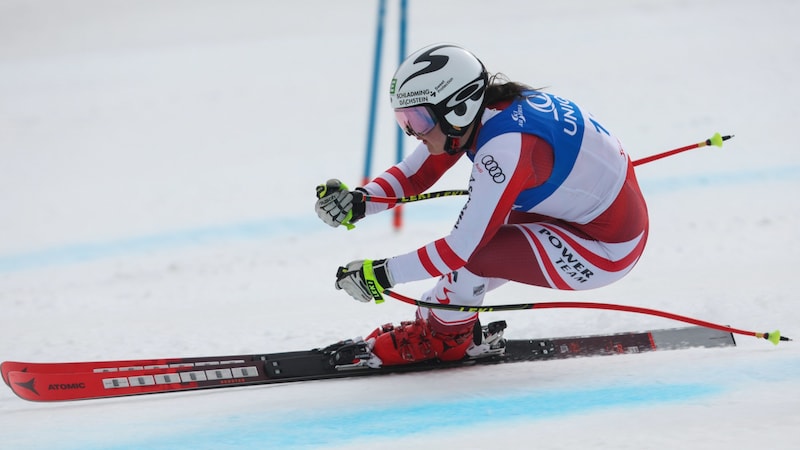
top-left (393, 0), bottom-right (408, 230)
top-left (362, 0), bottom-right (387, 186)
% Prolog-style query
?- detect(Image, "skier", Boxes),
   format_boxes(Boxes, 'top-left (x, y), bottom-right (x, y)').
top-left (315, 43), bottom-right (649, 367)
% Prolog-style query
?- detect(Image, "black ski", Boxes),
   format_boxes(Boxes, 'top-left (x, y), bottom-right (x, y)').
top-left (3, 325), bottom-right (735, 402)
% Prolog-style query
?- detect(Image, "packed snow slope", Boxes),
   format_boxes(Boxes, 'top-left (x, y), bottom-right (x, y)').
top-left (1, 0), bottom-right (798, 448)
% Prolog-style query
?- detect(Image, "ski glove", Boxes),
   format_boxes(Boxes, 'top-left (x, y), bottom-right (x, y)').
top-left (315, 179), bottom-right (365, 230)
top-left (336, 259), bottom-right (394, 303)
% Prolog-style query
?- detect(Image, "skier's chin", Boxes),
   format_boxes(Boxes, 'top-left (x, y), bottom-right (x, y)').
top-left (424, 142), bottom-right (446, 155)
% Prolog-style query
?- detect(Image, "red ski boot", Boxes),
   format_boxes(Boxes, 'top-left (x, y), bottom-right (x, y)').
top-left (365, 318), bottom-right (475, 367)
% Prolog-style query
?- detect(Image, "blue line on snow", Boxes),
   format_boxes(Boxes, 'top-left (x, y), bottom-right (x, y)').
top-left (0, 217), bottom-right (318, 273)
top-left (639, 164), bottom-right (800, 195)
top-left (1, 165), bottom-right (798, 273)
top-left (93, 382), bottom-right (722, 450)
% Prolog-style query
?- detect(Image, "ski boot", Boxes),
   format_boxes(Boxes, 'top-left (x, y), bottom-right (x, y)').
top-left (465, 320), bottom-right (507, 359)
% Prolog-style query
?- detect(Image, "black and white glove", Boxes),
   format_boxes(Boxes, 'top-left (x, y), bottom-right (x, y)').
top-left (315, 179), bottom-right (366, 230)
top-left (335, 259), bottom-right (394, 303)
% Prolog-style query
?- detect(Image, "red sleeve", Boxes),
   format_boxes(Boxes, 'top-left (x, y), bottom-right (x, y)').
top-left (365, 143), bottom-right (464, 199)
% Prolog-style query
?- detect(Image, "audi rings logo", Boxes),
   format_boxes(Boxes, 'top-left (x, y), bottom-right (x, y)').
top-left (480, 155), bottom-right (506, 183)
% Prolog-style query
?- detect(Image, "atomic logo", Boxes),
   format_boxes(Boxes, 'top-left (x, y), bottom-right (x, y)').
top-left (14, 377), bottom-right (39, 396)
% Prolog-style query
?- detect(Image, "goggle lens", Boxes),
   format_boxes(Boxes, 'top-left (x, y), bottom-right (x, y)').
top-left (394, 106), bottom-right (437, 137)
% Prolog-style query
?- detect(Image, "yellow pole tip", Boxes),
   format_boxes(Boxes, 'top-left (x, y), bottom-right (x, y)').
top-left (766, 330), bottom-right (782, 345)
top-left (709, 132), bottom-right (724, 148)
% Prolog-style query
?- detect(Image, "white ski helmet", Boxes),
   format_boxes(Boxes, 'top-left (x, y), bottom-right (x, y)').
top-left (390, 43), bottom-right (488, 140)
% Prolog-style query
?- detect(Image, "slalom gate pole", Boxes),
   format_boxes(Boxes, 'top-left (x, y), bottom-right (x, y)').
top-left (361, 0), bottom-right (387, 186)
top-left (393, 0), bottom-right (408, 230)
top-left (362, 133), bottom-right (734, 205)
top-left (383, 289), bottom-right (791, 345)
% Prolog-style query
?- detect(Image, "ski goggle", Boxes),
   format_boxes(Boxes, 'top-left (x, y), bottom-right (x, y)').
top-left (394, 106), bottom-right (438, 137)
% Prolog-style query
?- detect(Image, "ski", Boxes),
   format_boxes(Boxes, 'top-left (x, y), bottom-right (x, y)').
top-left (2, 326), bottom-right (735, 402)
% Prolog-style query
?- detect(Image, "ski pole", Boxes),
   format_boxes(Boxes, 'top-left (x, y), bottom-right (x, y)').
top-left (362, 189), bottom-right (469, 205)
top-left (362, 133), bottom-right (734, 205)
top-left (383, 289), bottom-right (791, 346)
top-left (632, 132), bottom-right (733, 167)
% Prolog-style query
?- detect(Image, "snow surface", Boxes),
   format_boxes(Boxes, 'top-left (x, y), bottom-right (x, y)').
top-left (1, 0), bottom-right (799, 448)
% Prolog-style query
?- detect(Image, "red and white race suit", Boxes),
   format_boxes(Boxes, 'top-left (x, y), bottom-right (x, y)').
top-left (362, 92), bottom-right (649, 336)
